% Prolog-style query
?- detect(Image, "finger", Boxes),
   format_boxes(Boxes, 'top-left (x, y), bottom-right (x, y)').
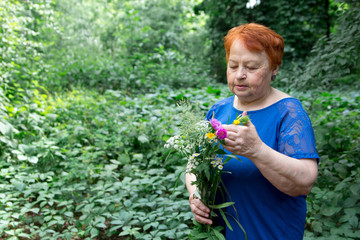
top-left (192, 199), bottom-right (210, 214)
top-left (222, 142), bottom-right (235, 152)
top-left (191, 204), bottom-right (210, 219)
top-left (190, 199), bottom-right (211, 219)
top-left (242, 111), bottom-right (247, 117)
top-left (194, 214), bottom-right (213, 225)
top-left (222, 124), bottom-right (241, 132)
top-left (224, 131), bottom-right (237, 141)
top-left (223, 136), bottom-right (236, 146)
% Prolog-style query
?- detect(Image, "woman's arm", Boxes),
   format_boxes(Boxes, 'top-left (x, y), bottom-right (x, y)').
top-left (186, 171), bottom-right (213, 225)
top-left (185, 172), bottom-right (197, 197)
top-left (250, 144), bottom-right (318, 197)
top-left (222, 116), bottom-right (318, 197)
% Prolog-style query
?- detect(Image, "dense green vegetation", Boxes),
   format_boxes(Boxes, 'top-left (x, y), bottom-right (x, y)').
top-left (0, 0), bottom-right (359, 239)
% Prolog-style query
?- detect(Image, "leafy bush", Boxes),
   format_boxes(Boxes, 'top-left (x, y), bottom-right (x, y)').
top-left (0, 0), bottom-right (55, 88)
top-left (0, 84), bottom-right (229, 239)
top-left (277, 3), bottom-right (360, 91)
top-left (194, 0), bottom-right (339, 82)
top-left (0, 83), bottom-right (359, 239)
top-left (1, 1), bottom-right (359, 239)
top-left (44, 0), bottom-right (213, 92)
top-left (301, 91), bottom-right (360, 240)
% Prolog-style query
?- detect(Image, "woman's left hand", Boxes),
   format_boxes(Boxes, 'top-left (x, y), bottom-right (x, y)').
top-left (222, 111), bottom-right (263, 158)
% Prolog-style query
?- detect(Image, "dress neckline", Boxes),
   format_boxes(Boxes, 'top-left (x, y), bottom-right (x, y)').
top-left (230, 95), bottom-right (298, 113)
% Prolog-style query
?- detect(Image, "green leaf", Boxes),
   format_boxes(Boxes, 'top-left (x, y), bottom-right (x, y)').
top-left (321, 207), bottom-right (341, 217)
top-left (17, 154), bottom-right (27, 161)
top-left (46, 113), bottom-right (58, 121)
top-left (144, 223), bottom-right (152, 231)
top-left (138, 135), bottom-right (149, 143)
top-left (218, 208), bottom-right (233, 231)
top-left (5, 230), bottom-right (15, 235)
top-left (48, 220), bottom-right (58, 227)
top-left (119, 230), bottom-right (129, 236)
top-left (208, 202), bottom-right (234, 209)
top-left (90, 228), bottom-right (99, 238)
top-left (96, 223), bottom-right (107, 229)
top-left (194, 188), bottom-right (202, 199)
top-left (7, 237), bottom-right (18, 240)
top-left (75, 221), bottom-right (82, 228)
top-left (18, 232), bottom-right (30, 239)
top-left (29, 208), bottom-right (39, 214)
top-left (64, 212), bottom-right (73, 218)
top-left (109, 225), bottom-right (122, 232)
top-left (312, 221), bottom-right (322, 233)
top-left (64, 232), bottom-right (72, 240)
top-left (349, 215), bottom-right (359, 228)
top-left (212, 228), bottom-right (226, 240)
top-left (0, 121), bottom-right (12, 136)
top-left (28, 156), bottom-right (38, 164)
top-left (191, 232), bottom-right (211, 239)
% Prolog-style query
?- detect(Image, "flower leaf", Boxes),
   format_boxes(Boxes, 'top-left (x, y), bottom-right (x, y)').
top-left (208, 202), bottom-right (234, 209)
top-left (218, 208), bottom-right (233, 231)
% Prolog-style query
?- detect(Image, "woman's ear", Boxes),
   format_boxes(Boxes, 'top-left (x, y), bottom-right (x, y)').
top-left (271, 66), bottom-right (279, 81)
top-left (272, 66), bottom-right (279, 76)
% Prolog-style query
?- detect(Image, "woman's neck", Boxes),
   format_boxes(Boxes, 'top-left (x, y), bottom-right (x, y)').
top-left (233, 88), bottom-right (289, 111)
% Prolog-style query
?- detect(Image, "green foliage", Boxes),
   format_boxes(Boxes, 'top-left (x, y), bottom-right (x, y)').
top-left (43, 0), bottom-right (212, 92)
top-left (194, 0), bottom-right (338, 82)
top-left (278, 3), bottom-right (360, 91)
top-left (0, 83), bottom-right (359, 239)
top-left (0, 84), bottom-right (229, 239)
top-left (1, 0), bottom-right (359, 239)
top-left (0, 0), bottom-right (55, 87)
top-left (296, 91), bottom-right (360, 240)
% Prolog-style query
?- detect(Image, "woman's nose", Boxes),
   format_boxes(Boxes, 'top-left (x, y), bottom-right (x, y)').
top-left (235, 67), bottom-right (246, 79)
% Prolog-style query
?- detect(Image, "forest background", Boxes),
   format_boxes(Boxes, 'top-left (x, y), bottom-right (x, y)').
top-left (0, 0), bottom-right (359, 239)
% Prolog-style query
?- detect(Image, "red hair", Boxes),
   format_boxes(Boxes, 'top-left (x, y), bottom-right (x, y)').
top-left (224, 23), bottom-right (284, 70)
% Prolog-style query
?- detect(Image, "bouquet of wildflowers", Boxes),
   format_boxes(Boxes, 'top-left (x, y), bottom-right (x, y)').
top-left (165, 106), bottom-right (249, 240)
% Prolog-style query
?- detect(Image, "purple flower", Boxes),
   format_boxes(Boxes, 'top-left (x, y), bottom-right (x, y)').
top-left (210, 118), bottom-right (222, 131)
top-left (216, 128), bottom-right (227, 140)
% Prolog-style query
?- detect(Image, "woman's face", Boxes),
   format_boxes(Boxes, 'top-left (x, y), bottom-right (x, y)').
top-left (227, 39), bottom-right (278, 105)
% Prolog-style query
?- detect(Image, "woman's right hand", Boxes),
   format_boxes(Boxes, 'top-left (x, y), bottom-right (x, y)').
top-left (189, 194), bottom-right (213, 225)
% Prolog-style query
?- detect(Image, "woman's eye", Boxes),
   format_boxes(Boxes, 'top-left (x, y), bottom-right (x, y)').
top-left (247, 66), bottom-right (257, 70)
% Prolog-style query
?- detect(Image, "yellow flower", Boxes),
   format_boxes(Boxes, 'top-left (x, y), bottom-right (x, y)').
top-left (233, 119), bottom-right (240, 125)
top-left (206, 133), bottom-right (216, 140)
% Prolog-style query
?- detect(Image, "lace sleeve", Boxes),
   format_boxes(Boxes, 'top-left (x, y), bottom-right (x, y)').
top-left (278, 100), bottom-right (319, 160)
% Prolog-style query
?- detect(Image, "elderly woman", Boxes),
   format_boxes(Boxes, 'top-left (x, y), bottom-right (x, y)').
top-left (186, 23), bottom-right (319, 239)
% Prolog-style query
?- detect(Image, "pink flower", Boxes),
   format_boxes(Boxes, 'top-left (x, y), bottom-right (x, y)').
top-left (210, 119), bottom-right (222, 131)
top-left (216, 128), bottom-right (227, 140)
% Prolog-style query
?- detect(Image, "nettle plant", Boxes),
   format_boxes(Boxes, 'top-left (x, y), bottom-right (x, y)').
top-left (303, 91), bottom-right (360, 240)
top-left (0, 87), bottom-right (217, 239)
top-left (0, 83), bottom-right (358, 239)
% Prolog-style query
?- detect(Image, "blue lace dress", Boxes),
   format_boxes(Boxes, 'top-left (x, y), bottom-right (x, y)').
top-left (205, 96), bottom-right (319, 240)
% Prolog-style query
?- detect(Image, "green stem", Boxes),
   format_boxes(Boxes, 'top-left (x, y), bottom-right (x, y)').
top-left (211, 172), bottom-right (221, 206)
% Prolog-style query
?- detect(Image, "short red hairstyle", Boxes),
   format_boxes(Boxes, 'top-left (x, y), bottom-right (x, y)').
top-left (224, 23), bottom-right (284, 70)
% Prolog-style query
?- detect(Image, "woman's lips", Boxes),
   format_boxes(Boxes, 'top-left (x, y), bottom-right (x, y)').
top-left (235, 85), bottom-right (247, 90)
